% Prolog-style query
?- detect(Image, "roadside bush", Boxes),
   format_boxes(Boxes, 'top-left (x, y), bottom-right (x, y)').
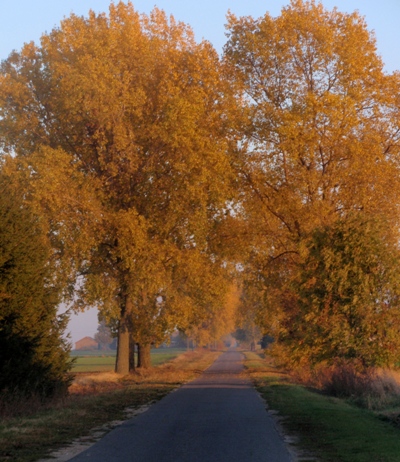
top-left (0, 174), bottom-right (73, 401)
top-left (321, 365), bottom-right (400, 410)
top-left (291, 360), bottom-right (400, 410)
top-left (275, 215), bottom-right (400, 371)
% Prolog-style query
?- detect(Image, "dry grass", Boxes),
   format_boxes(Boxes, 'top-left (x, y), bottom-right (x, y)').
top-left (69, 348), bottom-right (220, 394)
top-left (241, 350), bottom-right (288, 381)
top-left (288, 361), bottom-right (400, 411)
top-left (324, 367), bottom-right (400, 410)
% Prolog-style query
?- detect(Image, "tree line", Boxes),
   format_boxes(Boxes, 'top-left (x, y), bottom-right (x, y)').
top-left (2, 0), bottom-right (400, 398)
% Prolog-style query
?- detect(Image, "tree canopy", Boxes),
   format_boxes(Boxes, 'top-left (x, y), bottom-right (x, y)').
top-left (224, 0), bottom-right (400, 368)
top-left (0, 2), bottom-right (237, 373)
top-left (2, 0), bottom-right (400, 380)
top-left (224, 0), bottom-right (400, 241)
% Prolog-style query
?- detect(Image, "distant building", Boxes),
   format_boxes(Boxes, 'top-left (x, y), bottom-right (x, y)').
top-left (75, 336), bottom-right (99, 351)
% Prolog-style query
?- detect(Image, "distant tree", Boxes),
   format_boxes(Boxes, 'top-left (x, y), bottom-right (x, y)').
top-left (106, 336), bottom-right (118, 351)
top-left (0, 172), bottom-right (72, 398)
top-left (233, 288), bottom-right (262, 350)
top-left (181, 280), bottom-right (239, 349)
top-left (94, 319), bottom-right (113, 351)
top-left (260, 334), bottom-right (274, 349)
top-left (232, 324), bottom-right (261, 351)
top-left (170, 330), bottom-right (187, 348)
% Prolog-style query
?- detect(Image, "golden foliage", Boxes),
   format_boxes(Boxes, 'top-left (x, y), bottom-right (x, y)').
top-left (224, 0), bottom-right (400, 367)
top-left (0, 2), bottom-right (237, 374)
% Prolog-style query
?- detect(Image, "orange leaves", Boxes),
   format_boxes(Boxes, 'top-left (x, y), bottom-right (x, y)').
top-left (0, 2), bottom-right (239, 357)
top-left (224, 1), bottom-right (400, 369)
top-left (225, 0), bottom-right (400, 243)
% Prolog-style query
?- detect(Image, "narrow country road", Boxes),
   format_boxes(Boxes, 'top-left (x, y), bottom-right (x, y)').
top-left (69, 350), bottom-right (293, 462)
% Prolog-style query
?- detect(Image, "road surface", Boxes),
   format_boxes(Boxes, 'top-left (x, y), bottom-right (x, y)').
top-left (69, 349), bottom-right (293, 461)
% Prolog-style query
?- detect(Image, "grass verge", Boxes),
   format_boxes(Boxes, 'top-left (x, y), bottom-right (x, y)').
top-left (0, 348), bottom-right (220, 462)
top-left (243, 351), bottom-right (400, 462)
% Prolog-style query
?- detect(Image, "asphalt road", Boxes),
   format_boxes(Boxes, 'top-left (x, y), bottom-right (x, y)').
top-left (69, 350), bottom-right (293, 462)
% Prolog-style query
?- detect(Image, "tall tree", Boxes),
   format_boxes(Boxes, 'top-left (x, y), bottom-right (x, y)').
top-left (0, 2), bottom-right (236, 374)
top-left (224, 0), bottom-right (400, 364)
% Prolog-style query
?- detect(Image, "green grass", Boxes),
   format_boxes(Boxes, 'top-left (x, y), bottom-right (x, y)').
top-left (150, 348), bottom-right (187, 366)
top-left (71, 355), bottom-right (116, 372)
top-left (71, 348), bottom-right (187, 372)
top-left (243, 351), bottom-right (400, 462)
top-left (70, 349), bottom-right (117, 357)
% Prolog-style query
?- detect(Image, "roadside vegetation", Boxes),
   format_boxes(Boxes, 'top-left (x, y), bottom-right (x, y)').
top-left (0, 348), bottom-right (220, 462)
top-left (244, 351), bottom-right (400, 462)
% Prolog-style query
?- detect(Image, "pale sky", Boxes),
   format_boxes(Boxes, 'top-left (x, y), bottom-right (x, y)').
top-left (2, 0), bottom-right (400, 346)
top-left (2, 1), bottom-right (400, 71)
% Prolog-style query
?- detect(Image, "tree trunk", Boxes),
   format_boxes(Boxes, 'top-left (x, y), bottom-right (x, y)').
top-left (129, 335), bottom-right (136, 373)
top-left (115, 295), bottom-right (132, 375)
top-left (137, 343), bottom-right (152, 369)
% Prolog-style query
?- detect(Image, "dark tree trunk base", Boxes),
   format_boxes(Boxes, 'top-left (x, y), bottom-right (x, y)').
top-left (137, 343), bottom-right (151, 369)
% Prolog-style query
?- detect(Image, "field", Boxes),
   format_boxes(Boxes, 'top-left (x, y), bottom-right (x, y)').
top-left (70, 348), bottom-right (188, 372)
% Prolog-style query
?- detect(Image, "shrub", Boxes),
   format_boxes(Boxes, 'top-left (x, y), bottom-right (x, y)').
top-left (0, 174), bottom-right (73, 400)
top-left (272, 215), bottom-right (400, 371)
top-left (292, 360), bottom-right (400, 410)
